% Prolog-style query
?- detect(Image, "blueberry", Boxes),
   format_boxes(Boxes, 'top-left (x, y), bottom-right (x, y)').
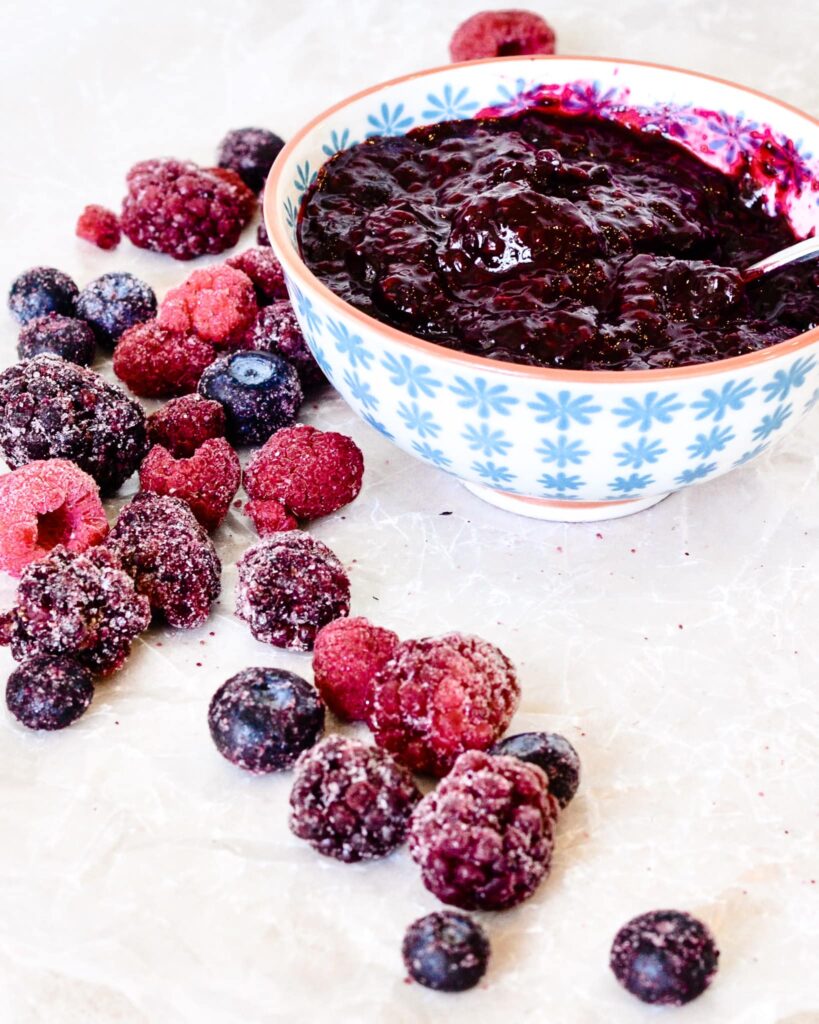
top-left (490, 731), bottom-right (580, 808)
top-left (6, 655), bottom-right (94, 730)
top-left (198, 350), bottom-right (302, 447)
top-left (402, 911), bottom-right (490, 992)
top-left (75, 272), bottom-right (157, 348)
top-left (8, 267), bottom-right (79, 325)
top-left (217, 127), bottom-right (285, 194)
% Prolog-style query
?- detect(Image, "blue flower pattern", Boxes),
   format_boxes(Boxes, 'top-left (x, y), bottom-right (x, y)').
top-left (366, 103), bottom-right (414, 138)
top-left (322, 129), bottom-right (358, 158)
top-left (381, 353), bottom-right (442, 398)
top-left (528, 391), bottom-right (601, 429)
top-left (450, 377), bottom-right (518, 418)
top-left (615, 438), bottom-right (667, 469)
top-left (421, 85), bottom-right (478, 121)
top-left (343, 370), bottom-right (378, 411)
top-left (675, 462), bottom-right (717, 485)
top-left (413, 442), bottom-right (451, 468)
top-left (762, 356), bottom-right (816, 403)
top-left (539, 472), bottom-right (583, 492)
top-left (397, 402), bottom-right (441, 439)
top-left (691, 379), bottom-right (756, 421)
top-left (537, 436), bottom-right (589, 468)
top-left (609, 473), bottom-right (655, 495)
top-left (613, 392), bottom-right (684, 431)
top-left (472, 461), bottom-right (516, 485)
top-left (462, 424), bottom-right (512, 457)
top-left (752, 403), bottom-right (792, 442)
top-left (687, 426), bottom-right (735, 460)
top-left (294, 161), bottom-right (317, 194)
top-left (326, 319), bottom-right (374, 369)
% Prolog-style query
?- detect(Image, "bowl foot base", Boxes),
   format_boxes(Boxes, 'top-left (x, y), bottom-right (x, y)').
top-left (462, 482), bottom-right (670, 522)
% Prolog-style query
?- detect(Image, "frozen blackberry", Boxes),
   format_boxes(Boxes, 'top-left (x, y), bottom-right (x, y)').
top-left (17, 313), bottom-right (96, 365)
top-left (402, 911), bottom-right (490, 992)
top-left (610, 910), bottom-right (720, 1006)
top-left (198, 350), bottom-right (302, 447)
top-left (139, 438), bottom-right (241, 532)
top-left (244, 303), bottom-right (325, 389)
top-left (490, 732), bottom-right (581, 808)
top-left (289, 735), bottom-right (421, 862)
top-left (106, 492), bottom-right (221, 629)
top-left (235, 531), bottom-right (350, 651)
top-left (75, 272), bottom-right (157, 348)
top-left (113, 321), bottom-right (216, 398)
top-left (0, 545), bottom-right (151, 676)
top-left (0, 355), bottom-right (148, 495)
top-left (6, 655), bottom-right (94, 731)
top-left (76, 205), bottom-right (121, 250)
top-left (8, 267), bottom-right (78, 325)
top-left (208, 667), bottom-right (324, 773)
top-left (409, 750), bottom-right (559, 911)
top-left (311, 616), bottom-right (399, 722)
top-left (226, 247), bottom-right (288, 306)
top-left (146, 394), bottom-right (226, 458)
top-left (217, 128), bottom-right (285, 193)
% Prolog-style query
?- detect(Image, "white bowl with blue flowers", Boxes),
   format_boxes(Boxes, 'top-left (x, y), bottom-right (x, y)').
top-left (265, 56), bottom-right (819, 522)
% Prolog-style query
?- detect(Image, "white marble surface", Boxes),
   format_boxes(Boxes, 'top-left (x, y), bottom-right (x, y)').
top-left (1, 1), bottom-right (819, 1021)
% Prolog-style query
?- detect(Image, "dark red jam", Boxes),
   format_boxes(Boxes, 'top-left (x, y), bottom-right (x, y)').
top-left (298, 112), bottom-right (818, 370)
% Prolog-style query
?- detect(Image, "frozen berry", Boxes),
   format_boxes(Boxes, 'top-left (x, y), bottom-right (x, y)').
top-left (449, 9), bottom-right (556, 61)
top-left (0, 355), bottom-right (147, 495)
top-left (289, 735), bottom-right (421, 862)
top-left (490, 732), bottom-right (581, 808)
top-left (158, 265), bottom-right (258, 347)
top-left (217, 128), bottom-right (285, 193)
top-left (146, 394), bottom-right (226, 458)
top-left (0, 460), bottom-right (108, 577)
top-left (243, 302), bottom-right (325, 389)
top-left (17, 313), bottom-right (96, 365)
top-left (0, 545), bottom-right (150, 676)
top-left (402, 911), bottom-right (490, 992)
top-left (75, 272), bottom-right (157, 348)
top-left (610, 910), bottom-right (720, 1006)
top-left (409, 750), bottom-right (558, 910)
top-left (76, 205), bottom-right (121, 250)
top-left (244, 498), bottom-right (298, 535)
top-left (257, 219), bottom-right (270, 247)
top-left (371, 634), bottom-right (520, 777)
top-left (235, 531), bottom-right (350, 651)
top-left (113, 321), bottom-right (216, 398)
top-left (208, 667), bottom-right (324, 773)
top-left (8, 267), bottom-right (78, 325)
top-left (139, 438), bottom-right (241, 532)
top-left (198, 350), bottom-right (302, 447)
top-left (312, 616), bottom-right (398, 722)
top-left (226, 247), bottom-right (288, 305)
top-left (6, 655), bottom-right (94, 731)
top-left (106, 492), bottom-right (220, 629)
top-left (121, 158), bottom-right (255, 261)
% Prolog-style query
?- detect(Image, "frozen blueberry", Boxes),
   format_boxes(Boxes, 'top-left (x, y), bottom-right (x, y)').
top-left (217, 128), bottom-right (285, 193)
top-left (402, 911), bottom-right (490, 992)
top-left (208, 667), bottom-right (325, 773)
top-left (8, 267), bottom-right (78, 325)
top-left (490, 731), bottom-right (580, 808)
top-left (198, 350), bottom-right (302, 447)
top-left (75, 272), bottom-right (157, 348)
top-left (6, 654), bottom-right (94, 730)
top-left (610, 910), bottom-right (720, 1006)
top-left (17, 313), bottom-right (96, 365)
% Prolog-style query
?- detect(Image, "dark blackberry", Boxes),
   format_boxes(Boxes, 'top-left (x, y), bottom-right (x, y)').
top-left (8, 267), bottom-right (78, 325)
top-left (490, 731), bottom-right (581, 808)
top-left (402, 911), bottom-right (490, 992)
top-left (75, 272), bottom-right (157, 348)
top-left (217, 128), bottom-right (285, 193)
top-left (6, 654), bottom-right (94, 731)
top-left (17, 313), bottom-right (96, 365)
top-left (244, 302), bottom-right (325, 389)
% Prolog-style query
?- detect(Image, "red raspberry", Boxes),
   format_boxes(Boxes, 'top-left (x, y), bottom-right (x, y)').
top-left (370, 633), bottom-right (520, 776)
top-left (244, 302), bottom-right (325, 389)
top-left (139, 438), bottom-right (241, 532)
top-left (0, 460), bottom-right (109, 577)
top-left (408, 750), bottom-right (559, 910)
top-left (312, 616), bottom-right (399, 722)
top-left (244, 498), bottom-right (298, 536)
top-left (449, 9), bottom-right (556, 62)
top-left (113, 321), bottom-right (216, 399)
top-left (243, 424), bottom-right (364, 521)
top-left (158, 265), bottom-right (258, 348)
top-left (226, 247), bottom-right (288, 305)
top-left (146, 394), bottom-right (226, 458)
top-left (75, 204), bottom-right (121, 251)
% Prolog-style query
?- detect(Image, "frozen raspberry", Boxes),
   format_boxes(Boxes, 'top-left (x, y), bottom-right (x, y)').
top-left (289, 735), bottom-right (421, 862)
top-left (610, 910), bottom-right (720, 1006)
top-left (409, 750), bottom-right (558, 910)
top-left (106, 492), bottom-right (220, 630)
top-left (371, 634), bottom-right (520, 777)
top-left (121, 158), bottom-right (254, 261)
top-left (17, 313), bottom-right (96, 366)
top-left (139, 438), bottom-right (241, 533)
top-left (0, 545), bottom-right (150, 676)
top-left (8, 267), bottom-right (78, 325)
top-left (311, 616), bottom-right (399, 722)
top-left (208, 667), bottom-right (324, 773)
top-left (113, 321), bottom-right (216, 398)
top-left (75, 272), bottom-right (157, 348)
top-left (235, 531), bottom-right (350, 651)
top-left (449, 10), bottom-right (556, 61)
top-left (243, 302), bottom-right (325, 389)
top-left (491, 732), bottom-right (581, 808)
top-left (158, 265), bottom-right (258, 348)
top-left (226, 247), bottom-right (288, 305)
top-left (244, 498), bottom-right (298, 535)
top-left (402, 911), bottom-right (490, 992)
top-left (76, 205), bottom-right (121, 250)
top-left (243, 424), bottom-right (363, 522)
top-left (217, 128), bottom-right (285, 194)
top-left (6, 655), bottom-right (94, 731)
top-left (198, 351), bottom-right (302, 447)
top-left (146, 394), bottom-right (226, 458)
top-left (0, 355), bottom-right (147, 495)
top-left (0, 460), bottom-right (108, 577)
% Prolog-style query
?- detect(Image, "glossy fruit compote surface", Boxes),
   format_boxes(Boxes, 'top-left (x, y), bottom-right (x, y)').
top-left (298, 111), bottom-right (819, 371)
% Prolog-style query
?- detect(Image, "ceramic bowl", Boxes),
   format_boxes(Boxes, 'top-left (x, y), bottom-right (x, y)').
top-left (265, 57), bottom-right (819, 521)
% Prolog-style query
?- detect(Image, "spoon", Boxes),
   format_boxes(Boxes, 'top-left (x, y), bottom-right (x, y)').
top-left (744, 235), bottom-right (819, 282)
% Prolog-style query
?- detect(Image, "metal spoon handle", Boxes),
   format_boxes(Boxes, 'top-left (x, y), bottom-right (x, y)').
top-left (744, 235), bottom-right (819, 281)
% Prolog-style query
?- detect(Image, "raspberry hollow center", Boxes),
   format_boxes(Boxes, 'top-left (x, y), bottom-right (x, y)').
top-left (36, 502), bottom-right (75, 550)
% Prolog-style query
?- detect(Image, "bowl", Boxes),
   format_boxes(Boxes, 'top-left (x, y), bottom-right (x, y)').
top-left (265, 57), bottom-right (819, 522)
